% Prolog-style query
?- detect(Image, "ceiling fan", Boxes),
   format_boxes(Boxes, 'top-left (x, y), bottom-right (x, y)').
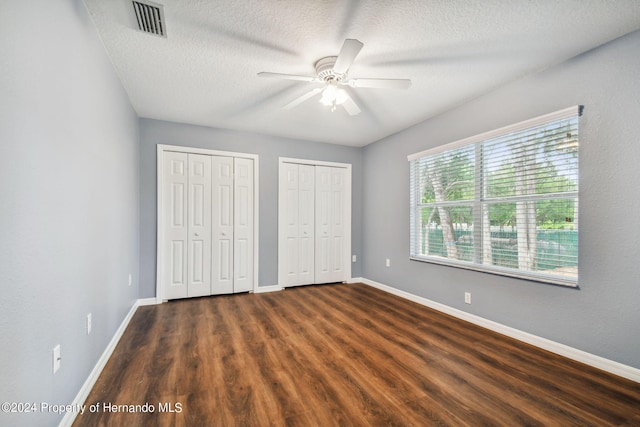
top-left (258, 39), bottom-right (411, 115)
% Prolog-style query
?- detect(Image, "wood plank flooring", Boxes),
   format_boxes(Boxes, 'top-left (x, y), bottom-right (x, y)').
top-left (73, 283), bottom-right (640, 426)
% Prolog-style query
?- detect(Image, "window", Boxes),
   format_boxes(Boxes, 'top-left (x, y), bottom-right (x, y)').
top-left (409, 106), bottom-right (582, 287)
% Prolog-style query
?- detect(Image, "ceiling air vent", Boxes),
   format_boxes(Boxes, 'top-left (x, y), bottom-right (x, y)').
top-left (131, 0), bottom-right (166, 37)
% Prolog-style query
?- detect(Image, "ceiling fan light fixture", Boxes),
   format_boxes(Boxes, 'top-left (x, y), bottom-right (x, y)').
top-left (320, 84), bottom-right (348, 108)
top-left (334, 89), bottom-right (348, 105)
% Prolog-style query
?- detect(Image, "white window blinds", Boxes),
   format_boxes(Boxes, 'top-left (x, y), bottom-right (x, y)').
top-left (409, 106), bottom-right (582, 287)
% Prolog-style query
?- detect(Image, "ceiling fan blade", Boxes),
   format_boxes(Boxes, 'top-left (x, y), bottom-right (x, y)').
top-left (346, 78), bottom-right (412, 89)
top-left (342, 95), bottom-right (361, 116)
top-left (333, 39), bottom-right (364, 75)
top-left (258, 72), bottom-right (317, 83)
top-left (282, 87), bottom-right (324, 109)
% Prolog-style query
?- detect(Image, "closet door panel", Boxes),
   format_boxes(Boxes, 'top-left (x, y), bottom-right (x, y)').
top-left (163, 152), bottom-right (189, 299)
top-left (315, 166), bottom-right (333, 283)
top-left (187, 154), bottom-right (212, 297)
top-left (211, 156), bottom-right (234, 295)
top-left (233, 158), bottom-right (254, 293)
top-left (330, 167), bottom-right (346, 280)
top-left (298, 165), bottom-right (315, 283)
top-left (278, 163), bottom-right (300, 286)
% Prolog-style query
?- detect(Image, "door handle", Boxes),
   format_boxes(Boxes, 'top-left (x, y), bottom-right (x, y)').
top-left (194, 232), bottom-right (199, 237)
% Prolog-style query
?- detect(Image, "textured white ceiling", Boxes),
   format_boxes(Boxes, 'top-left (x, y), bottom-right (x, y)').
top-left (83, 0), bottom-right (640, 147)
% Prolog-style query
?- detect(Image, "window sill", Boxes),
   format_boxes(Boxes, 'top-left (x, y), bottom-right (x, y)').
top-left (409, 256), bottom-right (579, 288)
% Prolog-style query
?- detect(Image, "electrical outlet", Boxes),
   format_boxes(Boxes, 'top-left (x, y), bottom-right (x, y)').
top-left (352, 255), bottom-right (357, 263)
top-left (464, 292), bottom-right (471, 304)
top-left (87, 313), bottom-right (92, 335)
top-left (385, 258), bottom-right (391, 267)
top-left (53, 345), bottom-right (61, 374)
top-left (128, 274), bottom-right (132, 287)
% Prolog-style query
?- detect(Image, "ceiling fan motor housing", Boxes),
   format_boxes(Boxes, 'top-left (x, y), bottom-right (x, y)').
top-left (315, 56), bottom-right (346, 82)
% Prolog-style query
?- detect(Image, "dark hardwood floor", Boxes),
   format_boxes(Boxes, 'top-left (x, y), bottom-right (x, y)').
top-left (73, 283), bottom-right (640, 426)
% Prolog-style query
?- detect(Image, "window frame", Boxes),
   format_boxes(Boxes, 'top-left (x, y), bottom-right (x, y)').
top-left (408, 106), bottom-right (582, 287)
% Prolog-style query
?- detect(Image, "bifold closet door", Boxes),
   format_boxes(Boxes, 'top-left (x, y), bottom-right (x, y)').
top-left (278, 163), bottom-right (315, 287)
top-left (162, 151), bottom-right (189, 299)
top-left (279, 162), bottom-right (347, 287)
top-left (162, 151), bottom-right (254, 300)
top-left (315, 166), bottom-right (346, 284)
top-left (211, 156), bottom-right (234, 295)
top-left (210, 156), bottom-right (255, 295)
top-left (187, 154), bottom-right (212, 297)
top-left (162, 152), bottom-right (213, 299)
top-left (233, 157), bottom-right (255, 293)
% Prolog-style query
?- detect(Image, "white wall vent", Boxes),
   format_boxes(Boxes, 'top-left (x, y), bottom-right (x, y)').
top-left (131, 1), bottom-right (166, 37)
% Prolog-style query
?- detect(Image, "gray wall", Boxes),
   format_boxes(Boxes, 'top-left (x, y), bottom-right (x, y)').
top-left (362, 30), bottom-right (640, 369)
top-left (0, 1), bottom-right (140, 425)
top-left (139, 119), bottom-right (363, 297)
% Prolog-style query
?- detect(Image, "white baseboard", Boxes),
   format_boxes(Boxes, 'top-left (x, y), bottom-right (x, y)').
top-left (59, 298), bottom-right (148, 427)
top-left (253, 285), bottom-right (283, 294)
top-left (351, 277), bottom-right (640, 383)
top-left (137, 297), bottom-right (160, 306)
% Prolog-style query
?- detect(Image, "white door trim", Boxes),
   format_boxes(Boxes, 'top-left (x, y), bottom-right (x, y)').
top-left (278, 157), bottom-right (352, 287)
top-left (280, 157), bottom-right (352, 168)
top-left (156, 144), bottom-right (259, 302)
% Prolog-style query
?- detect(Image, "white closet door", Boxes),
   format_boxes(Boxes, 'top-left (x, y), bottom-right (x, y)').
top-left (187, 154), bottom-right (212, 297)
top-left (315, 166), bottom-right (346, 284)
top-left (298, 165), bottom-right (315, 284)
top-left (329, 167), bottom-right (346, 281)
top-left (279, 163), bottom-right (300, 286)
top-left (159, 146), bottom-right (258, 300)
top-left (279, 163), bottom-right (316, 287)
top-left (162, 152), bottom-right (189, 299)
top-left (211, 156), bottom-right (235, 295)
top-left (315, 166), bottom-right (332, 283)
top-left (233, 157), bottom-right (254, 293)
